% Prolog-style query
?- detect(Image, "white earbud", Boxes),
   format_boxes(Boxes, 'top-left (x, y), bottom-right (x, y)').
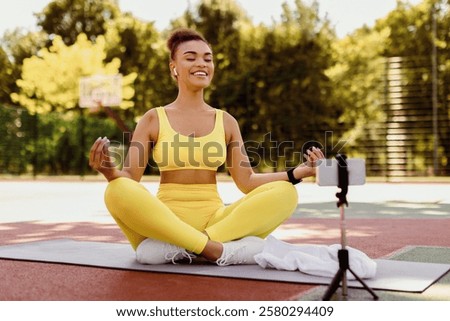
top-left (173, 68), bottom-right (178, 77)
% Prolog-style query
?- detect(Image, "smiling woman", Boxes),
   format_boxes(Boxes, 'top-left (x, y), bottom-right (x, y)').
top-left (167, 29), bottom-right (214, 91)
top-left (88, 27), bottom-right (324, 267)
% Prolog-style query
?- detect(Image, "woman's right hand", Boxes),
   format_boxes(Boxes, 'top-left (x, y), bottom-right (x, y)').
top-left (89, 136), bottom-right (117, 181)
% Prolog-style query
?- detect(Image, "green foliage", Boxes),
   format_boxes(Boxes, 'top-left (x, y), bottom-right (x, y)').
top-left (373, 0), bottom-right (450, 175)
top-left (11, 33), bottom-right (136, 114)
top-left (0, 47), bottom-right (14, 103)
top-left (172, 0), bottom-right (339, 170)
top-left (36, 0), bottom-right (120, 45)
top-left (1, 29), bottom-right (48, 65)
top-left (0, 105), bottom-right (121, 174)
top-left (0, 106), bottom-right (32, 174)
top-left (0, 0), bottom-right (448, 176)
top-left (327, 27), bottom-right (389, 145)
top-left (104, 14), bottom-right (176, 116)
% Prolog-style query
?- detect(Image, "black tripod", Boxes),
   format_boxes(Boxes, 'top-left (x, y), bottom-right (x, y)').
top-left (322, 154), bottom-right (378, 301)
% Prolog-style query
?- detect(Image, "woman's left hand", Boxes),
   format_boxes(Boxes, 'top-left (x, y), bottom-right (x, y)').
top-left (304, 146), bottom-right (325, 169)
top-left (294, 146), bottom-right (325, 178)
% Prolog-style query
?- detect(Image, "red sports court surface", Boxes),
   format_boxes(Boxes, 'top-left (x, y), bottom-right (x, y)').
top-left (1, 181), bottom-right (449, 300)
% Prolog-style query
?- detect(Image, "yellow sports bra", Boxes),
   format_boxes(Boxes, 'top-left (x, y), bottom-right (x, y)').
top-left (152, 107), bottom-right (227, 171)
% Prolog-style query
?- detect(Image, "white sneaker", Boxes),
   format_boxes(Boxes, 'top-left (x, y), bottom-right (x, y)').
top-left (136, 238), bottom-right (196, 265)
top-left (216, 236), bottom-right (265, 266)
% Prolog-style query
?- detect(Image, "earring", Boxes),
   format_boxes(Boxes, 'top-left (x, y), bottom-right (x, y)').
top-left (173, 68), bottom-right (178, 77)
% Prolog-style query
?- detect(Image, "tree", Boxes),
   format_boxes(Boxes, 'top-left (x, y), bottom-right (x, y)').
top-left (0, 46), bottom-right (14, 103)
top-left (11, 33), bottom-right (136, 114)
top-left (248, 0), bottom-right (339, 169)
top-left (1, 29), bottom-right (49, 107)
top-left (36, 0), bottom-right (120, 45)
top-left (177, 0), bottom-right (251, 112)
top-left (104, 13), bottom-right (174, 117)
top-left (170, 0), bottom-right (339, 171)
top-left (326, 27), bottom-right (390, 165)
top-left (373, 0), bottom-right (449, 175)
top-left (1, 29), bottom-right (48, 175)
top-left (1, 29), bottom-right (48, 66)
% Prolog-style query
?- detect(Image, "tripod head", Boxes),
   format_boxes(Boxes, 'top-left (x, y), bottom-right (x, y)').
top-left (316, 156), bottom-right (365, 188)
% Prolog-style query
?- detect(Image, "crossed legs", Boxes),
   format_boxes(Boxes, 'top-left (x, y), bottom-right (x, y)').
top-left (104, 177), bottom-right (298, 261)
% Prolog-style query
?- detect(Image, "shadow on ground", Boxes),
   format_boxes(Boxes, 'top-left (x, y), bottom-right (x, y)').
top-left (294, 202), bottom-right (450, 219)
top-left (0, 221), bottom-right (126, 246)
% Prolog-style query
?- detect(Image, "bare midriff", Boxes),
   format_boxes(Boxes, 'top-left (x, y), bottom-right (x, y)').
top-left (159, 169), bottom-right (217, 184)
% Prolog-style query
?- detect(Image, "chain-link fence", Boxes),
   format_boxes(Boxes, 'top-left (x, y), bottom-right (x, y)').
top-left (0, 105), bottom-right (127, 176)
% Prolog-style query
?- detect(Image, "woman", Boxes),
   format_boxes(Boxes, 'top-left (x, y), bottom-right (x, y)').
top-left (89, 28), bottom-right (324, 266)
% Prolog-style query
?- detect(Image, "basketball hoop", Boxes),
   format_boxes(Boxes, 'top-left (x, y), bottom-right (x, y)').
top-left (79, 74), bottom-right (132, 136)
top-left (79, 74), bottom-right (123, 109)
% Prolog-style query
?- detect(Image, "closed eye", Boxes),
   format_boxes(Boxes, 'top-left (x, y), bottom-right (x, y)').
top-left (183, 50), bottom-right (213, 62)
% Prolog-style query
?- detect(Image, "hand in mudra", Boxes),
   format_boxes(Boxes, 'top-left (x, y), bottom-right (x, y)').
top-left (304, 146), bottom-right (325, 168)
top-left (89, 137), bottom-right (116, 175)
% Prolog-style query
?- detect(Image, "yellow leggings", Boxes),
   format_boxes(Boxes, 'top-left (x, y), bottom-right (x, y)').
top-left (104, 177), bottom-right (298, 254)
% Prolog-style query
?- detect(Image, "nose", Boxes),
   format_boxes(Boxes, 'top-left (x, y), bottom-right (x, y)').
top-left (196, 60), bottom-right (206, 68)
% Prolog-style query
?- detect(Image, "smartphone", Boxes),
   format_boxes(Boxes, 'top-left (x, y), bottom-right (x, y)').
top-left (316, 158), bottom-right (366, 186)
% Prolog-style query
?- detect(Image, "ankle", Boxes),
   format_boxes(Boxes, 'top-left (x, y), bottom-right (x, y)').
top-left (200, 240), bottom-right (223, 261)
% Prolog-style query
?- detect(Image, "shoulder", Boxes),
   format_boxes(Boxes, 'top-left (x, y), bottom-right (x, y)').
top-left (222, 110), bottom-right (239, 127)
top-left (221, 110), bottom-right (241, 143)
top-left (137, 108), bottom-right (158, 126)
top-left (135, 107), bottom-right (160, 142)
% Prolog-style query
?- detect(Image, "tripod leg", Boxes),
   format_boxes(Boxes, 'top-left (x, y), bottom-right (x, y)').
top-left (322, 269), bottom-right (344, 301)
top-left (348, 268), bottom-right (379, 300)
top-left (338, 249), bottom-right (349, 298)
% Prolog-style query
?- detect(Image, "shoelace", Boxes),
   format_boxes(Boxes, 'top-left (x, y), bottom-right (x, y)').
top-left (216, 245), bottom-right (248, 266)
top-left (164, 246), bottom-right (196, 264)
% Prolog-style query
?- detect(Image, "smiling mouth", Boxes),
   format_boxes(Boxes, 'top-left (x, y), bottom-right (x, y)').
top-left (192, 71), bottom-right (208, 77)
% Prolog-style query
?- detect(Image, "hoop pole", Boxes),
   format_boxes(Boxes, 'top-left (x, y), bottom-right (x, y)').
top-left (95, 101), bottom-right (132, 140)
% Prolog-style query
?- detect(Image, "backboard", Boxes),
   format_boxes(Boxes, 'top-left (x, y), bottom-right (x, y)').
top-left (79, 74), bottom-right (123, 108)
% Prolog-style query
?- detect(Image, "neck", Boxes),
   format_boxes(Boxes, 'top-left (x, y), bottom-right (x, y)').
top-left (173, 87), bottom-right (207, 110)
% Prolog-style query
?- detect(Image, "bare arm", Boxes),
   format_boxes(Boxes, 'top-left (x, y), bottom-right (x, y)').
top-left (89, 109), bottom-right (158, 182)
top-left (224, 112), bottom-right (323, 194)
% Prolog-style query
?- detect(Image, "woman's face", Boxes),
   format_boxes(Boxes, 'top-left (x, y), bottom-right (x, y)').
top-left (171, 40), bottom-right (214, 90)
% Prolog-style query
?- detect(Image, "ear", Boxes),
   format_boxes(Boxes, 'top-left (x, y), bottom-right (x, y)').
top-left (169, 62), bottom-right (178, 78)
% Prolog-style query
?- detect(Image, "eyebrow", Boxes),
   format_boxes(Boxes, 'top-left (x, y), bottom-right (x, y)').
top-left (183, 51), bottom-right (213, 56)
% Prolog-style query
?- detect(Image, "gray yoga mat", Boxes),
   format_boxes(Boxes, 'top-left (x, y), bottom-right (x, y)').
top-left (0, 239), bottom-right (449, 293)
